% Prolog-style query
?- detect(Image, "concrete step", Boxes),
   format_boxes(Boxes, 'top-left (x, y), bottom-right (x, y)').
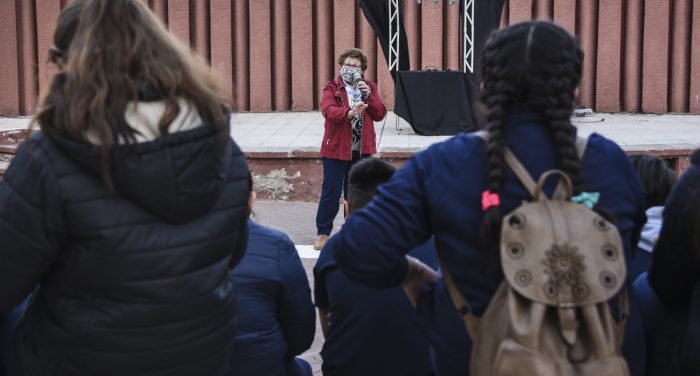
top-left (0, 129), bottom-right (26, 145)
top-left (0, 144), bottom-right (17, 154)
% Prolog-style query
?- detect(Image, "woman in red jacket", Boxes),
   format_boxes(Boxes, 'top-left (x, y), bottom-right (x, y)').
top-left (314, 48), bottom-right (387, 250)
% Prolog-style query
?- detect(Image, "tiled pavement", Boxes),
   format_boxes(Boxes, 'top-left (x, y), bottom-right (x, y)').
top-left (230, 111), bottom-right (700, 155)
top-left (4, 110), bottom-right (700, 157)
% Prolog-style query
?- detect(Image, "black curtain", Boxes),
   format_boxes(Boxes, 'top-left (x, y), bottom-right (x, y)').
top-left (358, 0), bottom-right (411, 80)
top-left (461, 0), bottom-right (506, 86)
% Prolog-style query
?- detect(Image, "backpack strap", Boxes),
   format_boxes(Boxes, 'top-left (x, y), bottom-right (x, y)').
top-left (615, 285), bottom-right (630, 348)
top-left (437, 252), bottom-right (479, 339)
top-left (474, 130), bottom-right (537, 196)
top-left (504, 149), bottom-right (538, 196)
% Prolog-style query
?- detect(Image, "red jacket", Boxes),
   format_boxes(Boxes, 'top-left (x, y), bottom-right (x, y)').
top-left (320, 75), bottom-right (387, 160)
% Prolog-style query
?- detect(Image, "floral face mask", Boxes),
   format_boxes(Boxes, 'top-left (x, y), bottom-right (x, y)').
top-left (340, 66), bottom-right (362, 83)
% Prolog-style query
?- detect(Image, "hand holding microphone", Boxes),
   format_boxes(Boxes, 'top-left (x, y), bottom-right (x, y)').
top-left (353, 71), bottom-right (371, 101)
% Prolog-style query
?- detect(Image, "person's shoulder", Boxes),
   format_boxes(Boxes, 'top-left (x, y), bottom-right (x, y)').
top-left (20, 131), bottom-right (53, 155)
top-left (582, 132), bottom-right (625, 157)
top-left (248, 221), bottom-right (295, 254)
top-left (248, 220), bottom-right (286, 238)
top-left (432, 131), bottom-right (483, 154)
top-left (412, 132), bottom-right (484, 167)
top-left (9, 132), bottom-right (58, 173)
top-left (366, 79), bottom-right (380, 88)
top-left (323, 78), bottom-right (341, 91)
top-left (578, 132), bottom-right (632, 169)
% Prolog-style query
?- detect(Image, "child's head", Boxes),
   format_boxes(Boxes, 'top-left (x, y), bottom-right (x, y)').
top-left (629, 155), bottom-right (676, 209)
top-left (346, 158), bottom-right (396, 214)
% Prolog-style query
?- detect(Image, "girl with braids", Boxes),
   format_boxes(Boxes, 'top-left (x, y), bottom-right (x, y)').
top-left (334, 21), bottom-right (646, 375)
top-left (0, 1), bottom-right (249, 374)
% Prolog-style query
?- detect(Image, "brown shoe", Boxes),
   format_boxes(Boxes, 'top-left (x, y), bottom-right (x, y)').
top-left (313, 234), bottom-right (329, 250)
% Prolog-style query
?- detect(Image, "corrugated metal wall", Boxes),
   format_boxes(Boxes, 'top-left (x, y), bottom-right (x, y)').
top-left (0, 0), bottom-right (698, 115)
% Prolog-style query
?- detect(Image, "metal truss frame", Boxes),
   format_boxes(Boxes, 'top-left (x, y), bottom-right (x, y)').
top-left (388, 0), bottom-right (400, 72)
top-left (463, 0), bottom-right (475, 73)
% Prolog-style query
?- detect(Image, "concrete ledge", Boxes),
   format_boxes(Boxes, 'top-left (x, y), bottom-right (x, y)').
top-left (0, 144), bottom-right (17, 154)
top-left (245, 149), bottom-right (320, 159)
top-left (2, 112), bottom-right (699, 200)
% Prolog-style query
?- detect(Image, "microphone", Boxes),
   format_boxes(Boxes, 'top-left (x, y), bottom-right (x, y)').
top-left (353, 71), bottom-right (369, 101)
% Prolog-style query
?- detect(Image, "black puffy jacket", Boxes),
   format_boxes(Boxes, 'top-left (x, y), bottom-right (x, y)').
top-left (0, 122), bottom-right (249, 375)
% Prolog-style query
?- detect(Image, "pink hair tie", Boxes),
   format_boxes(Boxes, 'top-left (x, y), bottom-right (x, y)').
top-left (481, 190), bottom-right (500, 211)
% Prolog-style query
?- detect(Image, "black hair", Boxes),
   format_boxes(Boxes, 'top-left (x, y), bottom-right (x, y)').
top-left (347, 158), bottom-right (396, 212)
top-left (479, 21), bottom-right (584, 255)
top-left (688, 149), bottom-right (700, 261)
top-left (695, 207), bottom-right (700, 262)
top-left (629, 155), bottom-right (676, 209)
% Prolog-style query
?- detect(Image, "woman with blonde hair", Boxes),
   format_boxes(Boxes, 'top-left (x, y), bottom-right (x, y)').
top-left (0, 1), bottom-right (249, 374)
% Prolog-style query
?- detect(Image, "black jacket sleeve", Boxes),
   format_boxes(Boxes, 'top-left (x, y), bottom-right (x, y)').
top-left (227, 139), bottom-right (249, 269)
top-left (0, 139), bottom-right (64, 312)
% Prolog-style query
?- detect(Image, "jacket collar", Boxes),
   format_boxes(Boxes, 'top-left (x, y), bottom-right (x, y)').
top-left (335, 74), bottom-right (348, 88)
top-left (333, 75), bottom-right (351, 104)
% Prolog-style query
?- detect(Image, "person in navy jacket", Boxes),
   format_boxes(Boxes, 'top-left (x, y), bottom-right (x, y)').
top-left (228, 175), bottom-right (316, 376)
top-left (314, 48), bottom-right (387, 250)
top-left (333, 21), bottom-right (646, 375)
top-left (314, 158), bottom-right (436, 376)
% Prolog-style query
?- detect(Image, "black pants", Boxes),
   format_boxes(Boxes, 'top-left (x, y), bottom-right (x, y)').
top-left (315, 155), bottom-right (366, 235)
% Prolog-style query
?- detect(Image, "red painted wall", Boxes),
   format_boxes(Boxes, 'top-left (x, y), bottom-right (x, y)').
top-left (0, 0), bottom-right (698, 115)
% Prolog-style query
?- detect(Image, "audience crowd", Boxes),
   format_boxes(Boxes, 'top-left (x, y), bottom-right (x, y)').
top-left (0, 1), bottom-right (698, 375)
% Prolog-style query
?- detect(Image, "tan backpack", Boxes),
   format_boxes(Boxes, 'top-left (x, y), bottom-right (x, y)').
top-left (439, 133), bottom-right (629, 376)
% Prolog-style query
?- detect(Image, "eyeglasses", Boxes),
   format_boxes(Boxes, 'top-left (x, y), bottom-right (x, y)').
top-left (343, 64), bottom-right (362, 69)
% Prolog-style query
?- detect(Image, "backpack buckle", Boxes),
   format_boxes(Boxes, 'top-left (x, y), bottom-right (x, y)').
top-left (458, 304), bottom-right (471, 317)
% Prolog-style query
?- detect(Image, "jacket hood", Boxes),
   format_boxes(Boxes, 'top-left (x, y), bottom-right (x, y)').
top-left (51, 122), bottom-right (231, 224)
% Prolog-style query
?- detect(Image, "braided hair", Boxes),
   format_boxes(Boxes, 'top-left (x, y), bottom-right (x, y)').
top-left (479, 21), bottom-right (584, 254)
